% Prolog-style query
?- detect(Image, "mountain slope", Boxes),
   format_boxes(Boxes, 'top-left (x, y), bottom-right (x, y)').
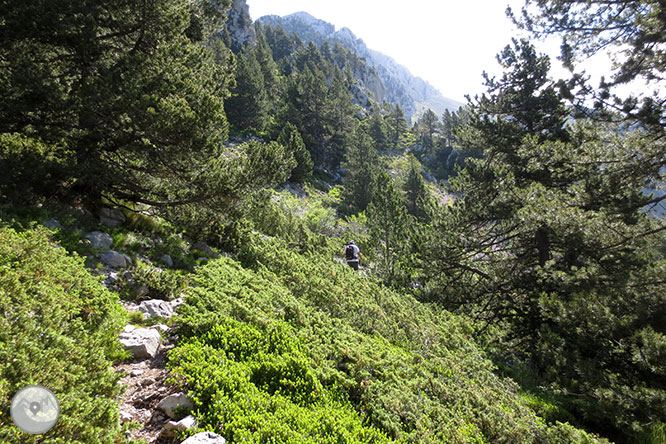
top-left (257, 12), bottom-right (462, 121)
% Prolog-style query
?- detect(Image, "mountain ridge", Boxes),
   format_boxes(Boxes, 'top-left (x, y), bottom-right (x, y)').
top-left (256, 11), bottom-right (463, 121)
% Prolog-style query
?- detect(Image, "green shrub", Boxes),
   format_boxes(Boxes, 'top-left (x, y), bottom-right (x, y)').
top-left (123, 261), bottom-right (185, 301)
top-left (173, 238), bottom-right (609, 443)
top-left (0, 227), bottom-right (129, 443)
top-left (169, 318), bottom-right (388, 443)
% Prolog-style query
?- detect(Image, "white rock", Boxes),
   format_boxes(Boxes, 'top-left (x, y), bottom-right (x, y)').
top-left (118, 328), bottom-right (161, 359)
top-left (138, 299), bottom-right (174, 319)
top-left (130, 369), bottom-right (144, 377)
top-left (85, 231), bottom-right (113, 250)
top-left (154, 324), bottom-right (170, 332)
top-left (119, 411), bottom-right (133, 423)
top-left (157, 392), bottom-right (194, 418)
top-left (162, 414), bottom-right (197, 437)
top-left (99, 207), bottom-right (126, 227)
top-left (99, 251), bottom-right (131, 268)
top-left (181, 432), bottom-right (226, 444)
top-left (171, 297), bottom-right (185, 309)
top-left (123, 324), bottom-right (136, 333)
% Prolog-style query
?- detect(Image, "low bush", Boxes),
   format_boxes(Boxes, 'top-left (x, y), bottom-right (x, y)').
top-left (172, 237), bottom-right (609, 443)
top-left (0, 227), bottom-right (129, 443)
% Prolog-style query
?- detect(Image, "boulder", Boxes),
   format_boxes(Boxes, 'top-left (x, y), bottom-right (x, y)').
top-left (44, 219), bottom-right (62, 230)
top-left (157, 392), bottom-right (193, 418)
top-left (86, 231), bottom-right (113, 250)
top-left (138, 299), bottom-right (174, 319)
top-left (181, 432), bottom-right (226, 444)
top-left (191, 241), bottom-right (216, 257)
top-left (160, 254), bottom-right (174, 268)
top-left (118, 327), bottom-right (161, 359)
top-left (99, 207), bottom-right (126, 227)
top-left (162, 414), bottom-right (197, 438)
top-left (98, 251), bottom-right (131, 268)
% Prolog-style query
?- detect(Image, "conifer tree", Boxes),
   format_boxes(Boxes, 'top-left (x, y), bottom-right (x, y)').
top-left (225, 50), bottom-right (268, 132)
top-left (425, 38), bottom-right (666, 439)
top-left (367, 171), bottom-right (411, 285)
top-left (278, 123), bottom-right (313, 183)
top-left (367, 107), bottom-right (388, 151)
top-left (387, 104), bottom-right (409, 148)
top-left (327, 65), bottom-right (355, 165)
top-left (342, 129), bottom-right (379, 213)
top-left (253, 23), bottom-right (281, 115)
top-left (419, 109), bottom-right (439, 149)
top-left (403, 156), bottom-right (432, 222)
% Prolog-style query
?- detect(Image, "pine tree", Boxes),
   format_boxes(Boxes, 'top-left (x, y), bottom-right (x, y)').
top-left (419, 109), bottom-right (439, 149)
top-left (367, 107), bottom-right (388, 151)
top-left (253, 23), bottom-right (281, 115)
top-left (278, 123), bottom-right (313, 183)
top-left (424, 38), bottom-right (666, 439)
top-left (367, 171), bottom-right (412, 286)
top-left (342, 129), bottom-right (379, 213)
top-left (225, 50), bottom-right (268, 132)
top-left (387, 104), bottom-right (409, 148)
top-left (402, 156), bottom-right (432, 222)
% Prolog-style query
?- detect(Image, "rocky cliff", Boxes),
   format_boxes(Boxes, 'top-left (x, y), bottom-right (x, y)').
top-left (257, 12), bottom-right (462, 121)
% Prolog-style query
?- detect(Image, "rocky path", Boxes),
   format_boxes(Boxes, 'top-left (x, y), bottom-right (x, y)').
top-left (78, 219), bottom-right (227, 444)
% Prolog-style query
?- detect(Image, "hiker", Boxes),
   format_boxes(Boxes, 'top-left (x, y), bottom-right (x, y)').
top-left (344, 240), bottom-right (361, 270)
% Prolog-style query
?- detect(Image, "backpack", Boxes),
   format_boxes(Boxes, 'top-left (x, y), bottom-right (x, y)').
top-left (345, 245), bottom-right (356, 260)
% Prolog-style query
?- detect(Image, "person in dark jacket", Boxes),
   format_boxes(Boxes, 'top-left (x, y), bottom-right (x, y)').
top-left (343, 240), bottom-right (361, 270)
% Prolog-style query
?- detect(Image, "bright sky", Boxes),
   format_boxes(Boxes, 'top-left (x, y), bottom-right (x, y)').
top-left (246, 0), bottom-right (538, 103)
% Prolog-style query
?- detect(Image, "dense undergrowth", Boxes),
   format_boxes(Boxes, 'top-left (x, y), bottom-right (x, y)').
top-left (0, 227), bottom-right (129, 443)
top-left (169, 233), bottom-right (608, 443)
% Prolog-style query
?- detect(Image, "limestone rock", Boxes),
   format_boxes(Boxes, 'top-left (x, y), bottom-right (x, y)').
top-left (162, 414), bottom-right (197, 438)
top-left (99, 251), bottom-right (131, 268)
top-left (157, 392), bottom-right (193, 418)
top-left (223, 0), bottom-right (256, 52)
top-left (86, 231), bottom-right (113, 250)
top-left (138, 299), bottom-right (174, 319)
top-left (119, 327), bottom-right (161, 359)
top-left (181, 432), bottom-right (226, 444)
top-left (99, 207), bottom-right (126, 227)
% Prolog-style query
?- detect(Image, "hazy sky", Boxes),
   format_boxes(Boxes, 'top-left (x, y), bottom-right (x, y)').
top-left (246, 0), bottom-right (541, 103)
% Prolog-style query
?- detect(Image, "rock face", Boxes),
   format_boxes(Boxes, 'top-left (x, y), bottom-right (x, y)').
top-left (157, 392), bottom-right (194, 418)
top-left (119, 327), bottom-right (161, 359)
top-left (256, 11), bottom-right (462, 121)
top-left (223, 0), bottom-right (256, 52)
top-left (86, 231), bottom-right (113, 250)
top-left (181, 432), bottom-right (227, 444)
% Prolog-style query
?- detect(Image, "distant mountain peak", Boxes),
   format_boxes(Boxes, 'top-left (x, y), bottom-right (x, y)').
top-left (256, 11), bottom-right (462, 120)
